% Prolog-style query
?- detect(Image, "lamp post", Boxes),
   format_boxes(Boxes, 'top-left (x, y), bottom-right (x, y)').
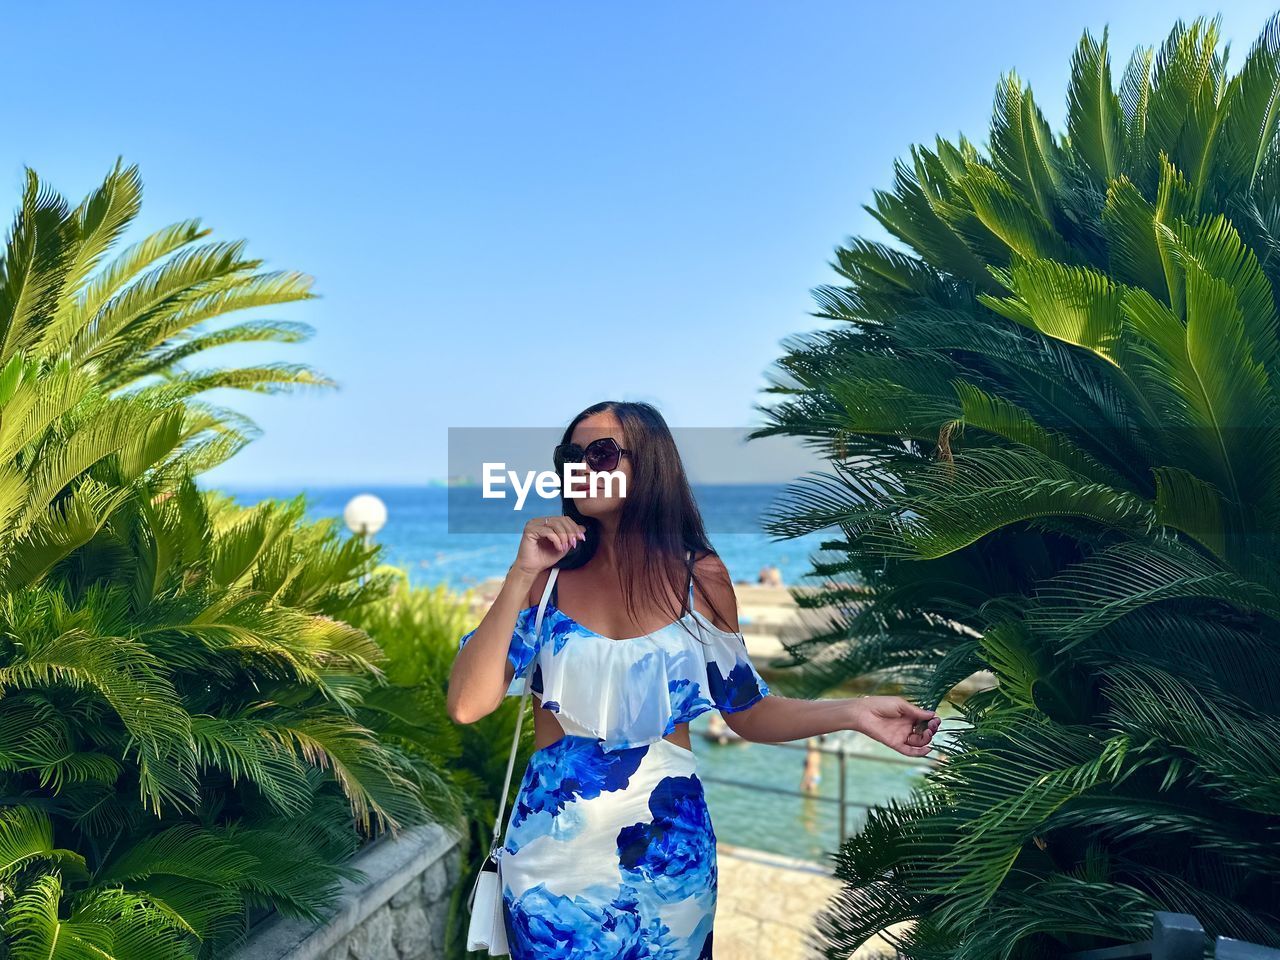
top-left (344, 494), bottom-right (387, 585)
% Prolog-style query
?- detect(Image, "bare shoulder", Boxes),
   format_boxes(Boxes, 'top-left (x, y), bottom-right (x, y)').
top-left (526, 567), bottom-right (555, 608)
top-left (691, 550), bottom-right (740, 632)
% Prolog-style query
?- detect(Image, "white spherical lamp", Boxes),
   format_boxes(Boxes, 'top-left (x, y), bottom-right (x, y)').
top-left (344, 493), bottom-right (387, 541)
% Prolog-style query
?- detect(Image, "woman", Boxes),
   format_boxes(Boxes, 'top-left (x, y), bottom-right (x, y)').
top-left (448, 400), bottom-right (939, 959)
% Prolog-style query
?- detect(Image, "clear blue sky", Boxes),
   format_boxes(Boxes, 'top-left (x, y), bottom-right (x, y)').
top-left (4, 1), bottom-right (1276, 484)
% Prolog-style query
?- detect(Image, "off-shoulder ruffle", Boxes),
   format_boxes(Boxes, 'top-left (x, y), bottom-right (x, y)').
top-left (457, 604), bottom-right (541, 698)
top-left (457, 603), bottom-right (772, 747)
top-left (529, 607), bottom-right (771, 753)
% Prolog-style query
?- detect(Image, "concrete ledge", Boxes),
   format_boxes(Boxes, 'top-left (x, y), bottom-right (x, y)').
top-left (717, 841), bottom-right (835, 877)
top-left (229, 821), bottom-right (465, 960)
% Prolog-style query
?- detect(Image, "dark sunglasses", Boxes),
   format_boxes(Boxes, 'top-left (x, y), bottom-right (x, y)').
top-left (553, 437), bottom-right (633, 473)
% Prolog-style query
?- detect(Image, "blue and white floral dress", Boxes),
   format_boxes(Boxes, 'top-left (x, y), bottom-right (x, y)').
top-left (456, 552), bottom-right (772, 959)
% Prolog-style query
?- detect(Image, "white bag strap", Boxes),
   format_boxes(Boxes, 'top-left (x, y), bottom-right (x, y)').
top-left (487, 566), bottom-right (559, 851)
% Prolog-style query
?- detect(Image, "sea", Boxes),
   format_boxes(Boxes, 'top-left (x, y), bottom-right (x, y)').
top-left (218, 483), bottom-right (836, 593)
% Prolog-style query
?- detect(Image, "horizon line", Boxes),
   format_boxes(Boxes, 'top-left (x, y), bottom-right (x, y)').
top-left (206, 478), bottom-right (811, 488)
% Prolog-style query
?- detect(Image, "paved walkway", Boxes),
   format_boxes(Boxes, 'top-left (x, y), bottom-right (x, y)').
top-left (714, 842), bottom-right (898, 959)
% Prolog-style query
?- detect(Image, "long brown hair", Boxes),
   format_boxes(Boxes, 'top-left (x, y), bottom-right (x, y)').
top-left (552, 400), bottom-right (730, 643)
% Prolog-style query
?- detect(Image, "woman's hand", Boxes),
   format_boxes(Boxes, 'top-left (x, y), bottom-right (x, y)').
top-left (848, 696), bottom-right (940, 758)
top-left (513, 515), bottom-right (587, 576)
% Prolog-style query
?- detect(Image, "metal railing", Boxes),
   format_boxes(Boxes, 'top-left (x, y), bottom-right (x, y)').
top-left (694, 734), bottom-right (937, 847)
top-left (1064, 912), bottom-right (1280, 960)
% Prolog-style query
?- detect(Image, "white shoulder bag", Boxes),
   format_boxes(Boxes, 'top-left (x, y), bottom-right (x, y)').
top-left (465, 566), bottom-right (559, 955)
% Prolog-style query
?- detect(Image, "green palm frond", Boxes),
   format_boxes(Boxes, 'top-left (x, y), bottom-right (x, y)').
top-left (762, 15), bottom-right (1280, 957)
top-left (0, 807), bottom-right (86, 881)
top-left (1067, 29), bottom-right (1124, 183)
top-left (0, 170), bottom-right (74, 366)
top-left (0, 163), bottom-right (462, 957)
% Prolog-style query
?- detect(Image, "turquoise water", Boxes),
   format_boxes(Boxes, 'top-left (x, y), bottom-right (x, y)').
top-left (218, 483), bottom-right (833, 592)
top-left (689, 711), bottom-right (934, 865)
top-left (219, 482), bottom-right (934, 863)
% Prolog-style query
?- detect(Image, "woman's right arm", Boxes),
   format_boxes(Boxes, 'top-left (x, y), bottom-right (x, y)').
top-left (446, 562), bottom-right (538, 724)
top-left (446, 515), bottom-right (585, 724)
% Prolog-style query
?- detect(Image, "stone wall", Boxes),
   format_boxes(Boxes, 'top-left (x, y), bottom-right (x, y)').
top-left (228, 821), bottom-right (465, 960)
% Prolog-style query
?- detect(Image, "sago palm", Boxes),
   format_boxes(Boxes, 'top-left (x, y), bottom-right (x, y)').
top-left (754, 15), bottom-right (1280, 959)
top-left (345, 572), bottom-right (539, 959)
top-left (0, 163), bottom-right (452, 959)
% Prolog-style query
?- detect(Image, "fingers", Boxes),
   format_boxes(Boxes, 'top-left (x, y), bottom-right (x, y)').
top-left (911, 718), bottom-right (941, 738)
top-left (525, 516), bottom-right (586, 554)
top-left (901, 725), bottom-right (936, 753)
top-left (550, 516), bottom-right (586, 552)
top-left (902, 702), bottom-right (937, 723)
top-left (905, 719), bottom-right (940, 750)
top-left (909, 716), bottom-right (942, 739)
top-left (544, 519), bottom-right (570, 553)
top-left (523, 516), bottom-right (559, 552)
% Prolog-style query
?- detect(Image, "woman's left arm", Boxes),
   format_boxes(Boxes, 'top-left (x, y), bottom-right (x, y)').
top-left (692, 553), bottom-right (940, 758)
top-left (722, 694), bottom-right (941, 758)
